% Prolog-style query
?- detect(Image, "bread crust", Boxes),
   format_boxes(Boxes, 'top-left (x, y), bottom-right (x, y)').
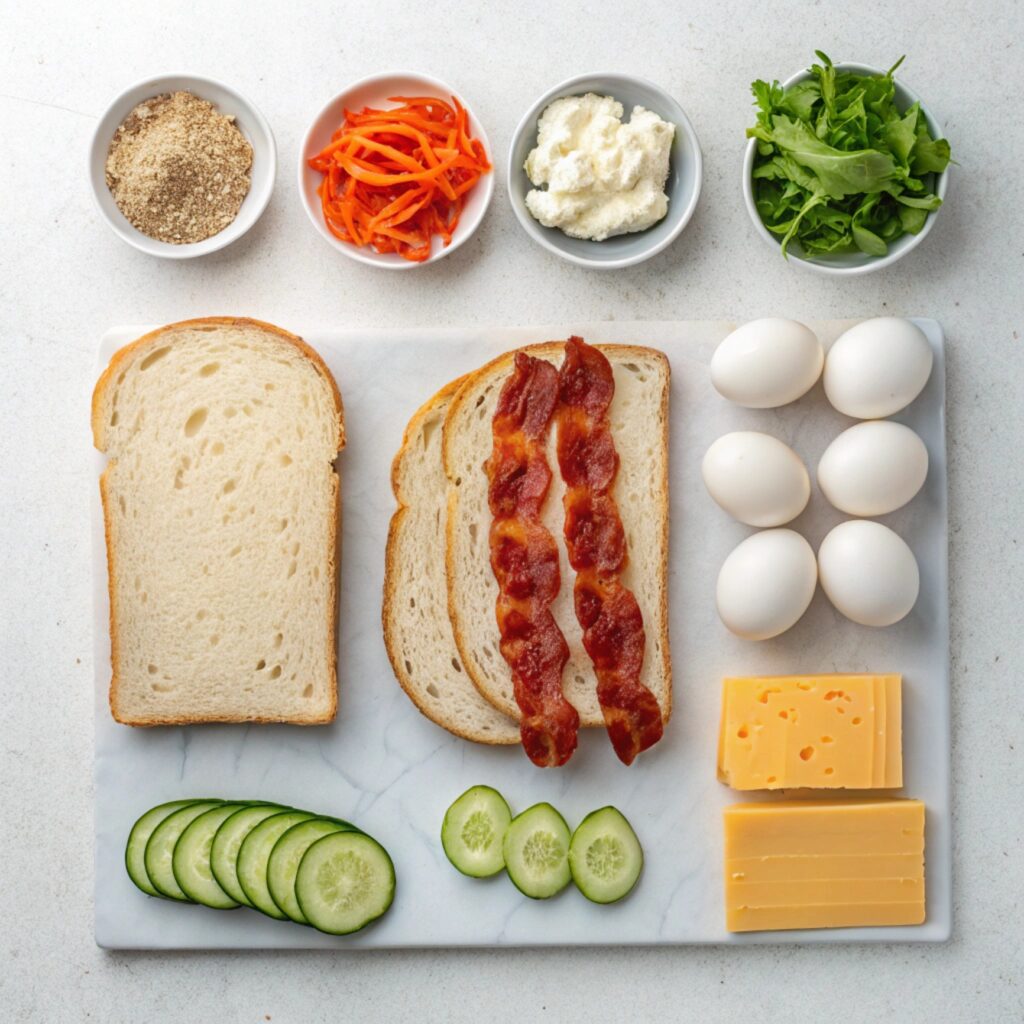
top-left (443, 341), bottom-right (672, 728)
top-left (383, 378), bottom-right (520, 744)
top-left (92, 317), bottom-right (344, 726)
top-left (92, 316), bottom-right (344, 453)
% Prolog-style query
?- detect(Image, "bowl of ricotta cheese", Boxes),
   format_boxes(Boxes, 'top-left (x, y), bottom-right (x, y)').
top-left (509, 73), bottom-right (702, 269)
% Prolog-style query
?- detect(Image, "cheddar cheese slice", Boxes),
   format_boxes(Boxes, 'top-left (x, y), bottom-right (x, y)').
top-left (723, 798), bottom-right (926, 933)
top-left (718, 674), bottom-right (902, 790)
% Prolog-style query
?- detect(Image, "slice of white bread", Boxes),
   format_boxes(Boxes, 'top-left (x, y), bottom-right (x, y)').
top-left (383, 381), bottom-right (520, 744)
top-left (444, 342), bottom-right (672, 728)
top-left (91, 317), bottom-right (344, 725)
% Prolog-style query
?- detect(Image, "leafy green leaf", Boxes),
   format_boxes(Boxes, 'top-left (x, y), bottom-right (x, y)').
top-left (812, 51), bottom-right (837, 120)
top-left (763, 116), bottom-right (897, 198)
top-left (852, 223), bottom-right (888, 256)
top-left (781, 80), bottom-right (820, 121)
top-left (780, 189), bottom-right (828, 258)
top-left (747, 50), bottom-right (951, 260)
top-left (751, 79), bottom-right (783, 131)
top-left (753, 153), bottom-right (822, 193)
top-left (885, 102), bottom-right (919, 165)
top-left (898, 205), bottom-right (928, 234)
top-left (861, 71), bottom-right (897, 119)
top-left (890, 190), bottom-right (943, 210)
top-left (852, 195), bottom-right (889, 255)
top-left (911, 132), bottom-right (951, 174)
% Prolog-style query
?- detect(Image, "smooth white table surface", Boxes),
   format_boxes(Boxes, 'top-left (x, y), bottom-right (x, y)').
top-left (1, 1), bottom-right (1021, 1021)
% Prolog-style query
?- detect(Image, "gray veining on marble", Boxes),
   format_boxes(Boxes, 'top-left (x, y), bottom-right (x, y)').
top-left (94, 320), bottom-right (949, 949)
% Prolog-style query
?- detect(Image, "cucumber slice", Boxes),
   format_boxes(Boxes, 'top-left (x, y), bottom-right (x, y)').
top-left (172, 803), bottom-right (249, 909)
top-left (237, 810), bottom-right (316, 918)
top-left (144, 800), bottom-right (223, 901)
top-left (267, 818), bottom-right (358, 924)
top-left (295, 831), bottom-right (396, 935)
top-left (502, 803), bottom-right (571, 900)
top-left (210, 804), bottom-right (289, 907)
top-left (125, 800), bottom-right (197, 898)
top-left (441, 785), bottom-right (512, 878)
top-left (568, 806), bottom-right (643, 904)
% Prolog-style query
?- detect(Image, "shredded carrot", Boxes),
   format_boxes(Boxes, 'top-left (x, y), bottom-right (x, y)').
top-left (308, 95), bottom-right (491, 262)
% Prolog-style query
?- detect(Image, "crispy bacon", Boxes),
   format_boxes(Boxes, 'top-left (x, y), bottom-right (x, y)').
top-left (556, 337), bottom-right (664, 765)
top-left (486, 353), bottom-right (579, 767)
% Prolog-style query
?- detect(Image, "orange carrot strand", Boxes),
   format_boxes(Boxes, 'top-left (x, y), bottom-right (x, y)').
top-left (306, 94), bottom-right (490, 261)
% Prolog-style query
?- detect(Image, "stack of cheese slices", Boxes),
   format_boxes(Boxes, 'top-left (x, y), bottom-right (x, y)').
top-left (383, 340), bottom-right (673, 751)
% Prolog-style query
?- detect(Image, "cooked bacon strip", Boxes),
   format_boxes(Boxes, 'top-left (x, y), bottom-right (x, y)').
top-left (487, 353), bottom-right (579, 767)
top-left (556, 337), bottom-right (664, 765)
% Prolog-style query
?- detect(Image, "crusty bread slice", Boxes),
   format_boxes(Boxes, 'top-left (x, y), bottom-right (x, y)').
top-left (92, 317), bottom-right (344, 726)
top-left (383, 380), bottom-right (520, 745)
top-left (443, 342), bottom-right (672, 728)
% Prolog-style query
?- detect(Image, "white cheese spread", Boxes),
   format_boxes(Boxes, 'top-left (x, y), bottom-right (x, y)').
top-left (524, 93), bottom-right (675, 241)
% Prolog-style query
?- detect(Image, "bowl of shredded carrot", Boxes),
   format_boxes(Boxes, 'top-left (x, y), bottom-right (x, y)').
top-left (300, 72), bottom-right (494, 268)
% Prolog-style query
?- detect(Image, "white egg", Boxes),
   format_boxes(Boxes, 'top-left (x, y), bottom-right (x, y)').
top-left (716, 529), bottom-right (818, 641)
top-left (817, 520), bottom-right (919, 627)
top-left (818, 421), bottom-right (929, 516)
top-left (702, 432), bottom-right (810, 527)
top-left (711, 318), bottom-right (824, 408)
top-left (824, 317), bottom-right (934, 418)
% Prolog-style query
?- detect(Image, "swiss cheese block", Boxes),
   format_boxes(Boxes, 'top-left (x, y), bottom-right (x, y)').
top-left (717, 674), bottom-right (902, 790)
top-left (723, 799), bottom-right (926, 932)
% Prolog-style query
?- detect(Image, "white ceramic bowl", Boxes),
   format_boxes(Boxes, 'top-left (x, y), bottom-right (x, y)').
top-left (742, 61), bottom-right (949, 276)
top-left (508, 72), bottom-right (702, 270)
top-left (298, 72), bottom-right (495, 269)
top-left (89, 74), bottom-right (276, 259)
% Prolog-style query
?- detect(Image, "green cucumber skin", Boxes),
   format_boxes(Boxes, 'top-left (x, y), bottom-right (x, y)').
top-left (143, 801), bottom-right (224, 902)
top-left (295, 832), bottom-right (396, 936)
top-left (126, 800), bottom-right (390, 935)
top-left (125, 800), bottom-right (199, 899)
top-left (568, 806), bottom-right (644, 905)
top-left (172, 803), bottom-right (250, 910)
top-left (441, 785), bottom-right (512, 879)
top-left (317, 817), bottom-right (362, 834)
top-left (502, 803), bottom-right (572, 901)
top-left (210, 804), bottom-right (291, 907)
top-left (236, 811), bottom-right (317, 919)
top-left (266, 818), bottom-right (357, 924)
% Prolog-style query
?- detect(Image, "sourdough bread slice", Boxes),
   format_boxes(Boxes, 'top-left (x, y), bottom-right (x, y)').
top-left (383, 381), bottom-right (520, 744)
top-left (92, 317), bottom-right (344, 725)
top-left (443, 342), bottom-right (672, 728)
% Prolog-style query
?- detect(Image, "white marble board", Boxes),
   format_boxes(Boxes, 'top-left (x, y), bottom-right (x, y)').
top-left (93, 319), bottom-right (950, 948)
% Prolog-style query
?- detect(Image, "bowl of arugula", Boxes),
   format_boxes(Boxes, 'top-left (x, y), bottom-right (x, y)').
top-left (743, 52), bottom-right (951, 274)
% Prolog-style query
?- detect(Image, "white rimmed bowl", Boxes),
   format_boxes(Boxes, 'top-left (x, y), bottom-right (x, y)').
top-left (89, 74), bottom-right (276, 259)
top-left (742, 61), bottom-right (949, 276)
top-left (508, 72), bottom-right (702, 270)
top-left (298, 71), bottom-right (495, 269)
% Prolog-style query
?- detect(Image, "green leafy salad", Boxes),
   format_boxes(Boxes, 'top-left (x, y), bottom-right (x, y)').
top-left (748, 52), bottom-right (951, 259)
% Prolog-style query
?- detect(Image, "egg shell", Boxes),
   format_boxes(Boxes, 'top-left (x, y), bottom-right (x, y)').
top-left (818, 421), bottom-right (929, 517)
top-left (824, 317), bottom-right (934, 419)
top-left (702, 431), bottom-right (810, 527)
top-left (716, 529), bottom-right (818, 641)
top-left (817, 520), bottom-right (920, 627)
top-left (711, 318), bottom-right (824, 409)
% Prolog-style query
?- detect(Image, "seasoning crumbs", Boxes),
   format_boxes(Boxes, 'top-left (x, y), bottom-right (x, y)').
top-left (105, 91), bottom-right (253, 244)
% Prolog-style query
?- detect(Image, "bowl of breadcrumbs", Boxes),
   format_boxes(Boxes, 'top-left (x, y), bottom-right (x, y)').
top-left (89, 74), bottom-right (276, 258)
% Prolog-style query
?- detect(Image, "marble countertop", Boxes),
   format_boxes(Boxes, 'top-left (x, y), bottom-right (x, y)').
top-left (1, 0), bottom-right (1021, 1020)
